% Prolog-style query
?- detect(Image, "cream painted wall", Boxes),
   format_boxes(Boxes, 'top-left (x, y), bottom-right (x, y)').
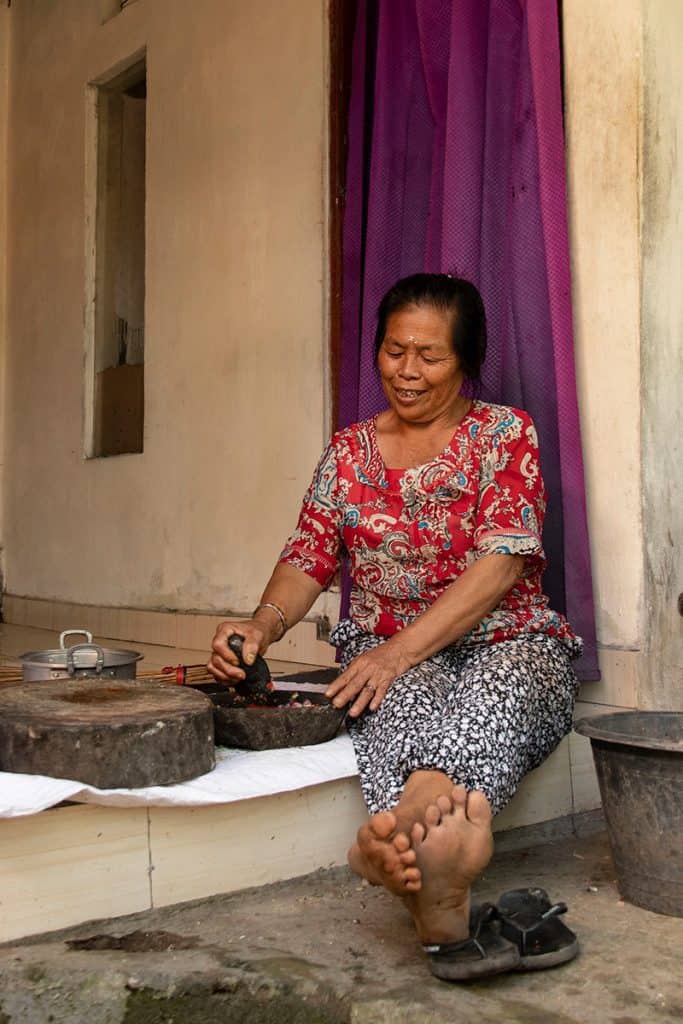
top-left (0, 4), bottom-right (9, 584)
top-left (563, 0), bottom-right (644, 656)
top-left (640, 0), bottom-right (683, 709)
top-left (564, 0), bottom-right (683, 710)
top-left (562, 0), bottom-right (653, 710)
top-left (3, 0), bottom-right (328, 614)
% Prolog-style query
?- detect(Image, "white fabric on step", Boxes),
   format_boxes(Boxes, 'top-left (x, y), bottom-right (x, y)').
top-left (0, 734), bottom-right (358, 818)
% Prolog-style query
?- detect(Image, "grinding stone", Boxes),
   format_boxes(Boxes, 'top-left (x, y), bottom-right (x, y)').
top-left (0, 678), bottom-right (215, 788)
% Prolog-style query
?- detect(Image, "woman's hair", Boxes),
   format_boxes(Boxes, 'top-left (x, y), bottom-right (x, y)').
top-left (373, 273), bottom-right (487, 382)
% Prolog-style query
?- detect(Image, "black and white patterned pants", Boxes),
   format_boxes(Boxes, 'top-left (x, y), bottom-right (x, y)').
top-left (331, 621), bottom-right (581, 816)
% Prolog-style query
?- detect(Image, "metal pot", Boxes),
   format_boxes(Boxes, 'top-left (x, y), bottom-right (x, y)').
top-left (19, 629), bottom-right (143, 682)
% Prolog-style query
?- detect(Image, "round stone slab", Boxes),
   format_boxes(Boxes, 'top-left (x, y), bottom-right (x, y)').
top-left (0, 678), bottom-right (215, 788)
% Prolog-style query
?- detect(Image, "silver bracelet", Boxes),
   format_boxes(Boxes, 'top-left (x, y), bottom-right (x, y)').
top-left (253, 601), bottom-right (288, 639)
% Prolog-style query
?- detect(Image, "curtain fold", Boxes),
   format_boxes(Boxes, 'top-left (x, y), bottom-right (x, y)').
top-left (340, 0), bottom-right (599, 680)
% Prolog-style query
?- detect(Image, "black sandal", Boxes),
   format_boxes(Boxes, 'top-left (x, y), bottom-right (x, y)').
top-left (422, 903), bottom-right (521, 982)
top-left (497, 887), bottom-right (579, 971)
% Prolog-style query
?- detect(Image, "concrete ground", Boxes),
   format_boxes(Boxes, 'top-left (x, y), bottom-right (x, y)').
top-left (1, 829), bottom-right (681, 1024)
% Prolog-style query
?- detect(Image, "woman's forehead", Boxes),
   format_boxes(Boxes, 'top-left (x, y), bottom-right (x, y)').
top-left (383, 334), bottom-right (448, 351)
top-left (384, 306), bottom-right (454, 349)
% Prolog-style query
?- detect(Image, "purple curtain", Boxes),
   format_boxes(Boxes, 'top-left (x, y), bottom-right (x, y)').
top-left (339, 0), bottom-right (599, 680)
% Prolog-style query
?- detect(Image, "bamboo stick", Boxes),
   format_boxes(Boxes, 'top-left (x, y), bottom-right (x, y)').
top-left (0, 666), bottom-right (214, 686)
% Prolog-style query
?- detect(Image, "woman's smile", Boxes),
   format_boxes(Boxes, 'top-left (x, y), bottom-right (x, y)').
top-left (393, 386), bottom-right (426, 403)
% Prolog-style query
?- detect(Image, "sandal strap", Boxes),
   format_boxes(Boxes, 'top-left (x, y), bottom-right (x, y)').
top-left (422, 903), bottom-right (499, 960)
top-left (423, 937), bottom-right (488, 959)
top-left (501, 902), bottom-right (568, 955)
top-left (540, 901), bottom-right (568, 920)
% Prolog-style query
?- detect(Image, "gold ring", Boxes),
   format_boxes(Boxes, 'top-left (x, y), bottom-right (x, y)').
top-left (364, 682), bottom-right (377, 694)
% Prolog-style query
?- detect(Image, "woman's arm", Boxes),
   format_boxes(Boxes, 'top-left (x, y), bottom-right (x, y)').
top-left (254, 562), bottom-right (325, 645)
top-left (389, 552), bottom-right (523, 663)
top-left (208, 563), bottom-right (323, 681)
top-left (326, 553), bottom-right (524, 716)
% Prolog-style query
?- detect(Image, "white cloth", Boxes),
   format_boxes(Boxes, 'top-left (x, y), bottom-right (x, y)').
top-left (0, 735), bottom-right (359, 819)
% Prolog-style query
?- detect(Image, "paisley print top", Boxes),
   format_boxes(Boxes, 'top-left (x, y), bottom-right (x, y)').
top-left (279, 401), bottom-right (577, 648)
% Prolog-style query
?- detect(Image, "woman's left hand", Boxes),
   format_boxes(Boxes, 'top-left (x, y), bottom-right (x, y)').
top-left (325, 641), bottom-right (412, 718)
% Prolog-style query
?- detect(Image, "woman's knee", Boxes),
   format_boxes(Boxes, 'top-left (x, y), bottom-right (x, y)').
top-left (450, 638), bottom-right (575, 707)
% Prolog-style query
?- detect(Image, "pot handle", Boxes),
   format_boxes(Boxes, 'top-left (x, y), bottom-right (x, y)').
top-left (60, 629), bottom-right (94, 649)
top-left (66, 643), bottom-right (105, 676)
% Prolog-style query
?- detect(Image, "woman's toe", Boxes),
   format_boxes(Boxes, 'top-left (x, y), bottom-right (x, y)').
top-left (398, 847), bottom-right (417, 866)
top-left (411, 821), bottom-right (426, 848)
top-left (367, 810), bottom-right (397, 840)
top-left (465, 790), bottom-right (492, 827)
top-left (451, 784), bottom-right (468, 809)
top-left (392, 831), bottom-right (410, 853)
top-left (424, 802), bottom-right (442, 828)
top-left (435, 793), bottom-right (452, 816)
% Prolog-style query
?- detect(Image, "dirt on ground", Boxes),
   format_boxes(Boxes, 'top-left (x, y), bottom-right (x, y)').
top-left (1, 831), bottom-right (681, 1023)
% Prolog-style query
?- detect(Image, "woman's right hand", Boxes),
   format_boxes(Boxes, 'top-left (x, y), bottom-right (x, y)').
top-left (207, 620), bottom-right (267, 683)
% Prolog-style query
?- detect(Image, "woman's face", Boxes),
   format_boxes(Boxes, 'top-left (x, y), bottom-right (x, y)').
top-left (377, 304), bottom-right (464, 424)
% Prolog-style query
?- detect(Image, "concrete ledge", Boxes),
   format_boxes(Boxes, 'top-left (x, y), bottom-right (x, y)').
top-left (0, 778), bottom-right (368, 944)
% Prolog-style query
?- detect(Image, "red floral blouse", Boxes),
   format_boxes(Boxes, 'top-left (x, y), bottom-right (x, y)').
top-left (279, 401), bottom-right (578, 649)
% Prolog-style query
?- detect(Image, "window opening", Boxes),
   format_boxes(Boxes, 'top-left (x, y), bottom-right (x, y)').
top-left (89, 59), bottom-right (146, 457)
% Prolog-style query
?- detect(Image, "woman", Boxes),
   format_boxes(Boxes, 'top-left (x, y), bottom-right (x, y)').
top-left (208, 274), bottom-right (581, 981)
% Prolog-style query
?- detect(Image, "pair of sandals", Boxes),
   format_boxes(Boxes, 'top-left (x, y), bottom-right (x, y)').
top-left (423, 887), bottom-right (579, 982)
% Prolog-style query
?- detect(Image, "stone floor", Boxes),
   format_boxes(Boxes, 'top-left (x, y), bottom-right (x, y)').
top-left (1, 829), bottom-right (681, 1024)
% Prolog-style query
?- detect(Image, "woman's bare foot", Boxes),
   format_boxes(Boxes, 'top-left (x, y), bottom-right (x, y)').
top-left (405, 785), bottom-right (494, 944)
top-left (347, 770), bottom-right (464, 896)
top-left (348, 810), bottom-right (421, 895)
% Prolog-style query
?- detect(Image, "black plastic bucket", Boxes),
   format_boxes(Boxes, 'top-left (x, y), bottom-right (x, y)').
top-left (574, 711), bottom-right (683, 917)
